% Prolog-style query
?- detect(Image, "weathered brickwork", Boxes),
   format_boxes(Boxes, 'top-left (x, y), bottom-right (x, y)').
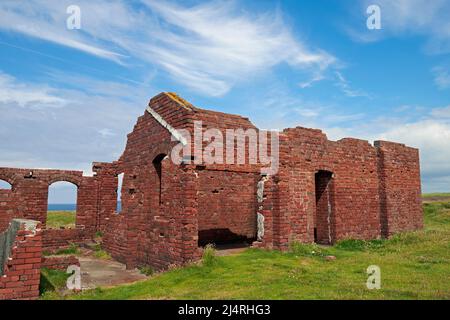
top-left (375, 141), bottom-right (423, 236)
top-left (0, 168), bottom-right (99, 254)
top-left (197, 170), bottom-right (259, 245)
top-left (0, 92), bottom-right (423, 277)
top-left (0, 220), bottom-right (42, 300)
top-left (42, 255), bottom-right (79, 271)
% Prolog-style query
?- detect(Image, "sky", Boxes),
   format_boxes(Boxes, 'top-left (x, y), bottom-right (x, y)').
top-left (0, 0), bottom-right (450, 203)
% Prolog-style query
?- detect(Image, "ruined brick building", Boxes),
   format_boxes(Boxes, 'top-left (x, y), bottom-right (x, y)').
top-left (0, 92), bottom-right (423, 275)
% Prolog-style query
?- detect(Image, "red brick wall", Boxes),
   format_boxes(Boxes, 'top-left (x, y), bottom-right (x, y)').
top-left (101, 95), bottom-right (199, 270)
top-left (0, 221), bottom-right (42, 300)
top-left (263, 129), bottom-right (383, 249)
top-left (42, 228), bottom-right (89, 252)
top-left (0, 168), bottom-right (99, 247)
top-left (197, 170), bottom-right (258, 245)
top-left (376, 141), bottom-right (423, 236)
top-left (0, 92), bottom-right (424, 273)
top-left (0, 189), bottom-right (16, 232)
top-left (42, 255), bottom-right (79, 271)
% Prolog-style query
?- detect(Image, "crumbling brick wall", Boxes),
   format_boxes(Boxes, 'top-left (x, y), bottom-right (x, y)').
top-left (260, 129), bottom-right (382, 249)
top-left (258, 127), bottom-right (423, 250)
top-left (0, 168), bottom-right (100, 251)
top-left (0, 187), bottom-right (17, 232)
top-left (376, 141), bottom-right (423, 236)
top-left (0, 92), bottom-right (424, 273)
top-left (42, 255), bottom-right (79, 271)
top-left (0, 219), bottom-right (42, 300)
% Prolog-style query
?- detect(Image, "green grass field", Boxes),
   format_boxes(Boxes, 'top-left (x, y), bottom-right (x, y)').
top-left (422, 193), bottom-right (450, 198)
top-left (43, 202), bottom-right (450, 300)
top-left (46, 211), bottom-right (76, 229)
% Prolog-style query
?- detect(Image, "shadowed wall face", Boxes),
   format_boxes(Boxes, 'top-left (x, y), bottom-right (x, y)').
top-left (197, 170), bottom-right (258, 246)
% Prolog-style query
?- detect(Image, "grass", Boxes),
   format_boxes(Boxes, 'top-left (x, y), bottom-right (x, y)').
top-left (202, 244), bottom-right (218, 267)
top-left (47, 202), bottom-right (450, 300)
top-left (43, 243), bottom-right (80, 256)
top-left (40, 268), bottom-right (72, 299)
top-left (92, 243), bottom-right (112, 260)
top-left (422, 193), bottom-right (450, 198)
top-left (46, 211), bottom-right (76, 229)
top-left (139, 266), bottom-right (155, 277)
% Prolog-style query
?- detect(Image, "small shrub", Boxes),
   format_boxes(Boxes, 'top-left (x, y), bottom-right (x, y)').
top-left (91, 243), bottom-right (111, 259)
top-left (139, 266), bottom-right (154, 276)
top-left (95, 231), bottom-right (103, 238)
top-left (202, 244), bottom-right (218, 267)
top-left (94, 249), bottom-right (111, 260)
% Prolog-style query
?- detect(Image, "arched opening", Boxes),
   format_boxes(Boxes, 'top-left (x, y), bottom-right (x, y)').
top-left (47, 181), bottom-right (78, 229)
top-left (116, 173), bottom-right (124, 213)
top-left (314, 170), bottom-right (335, 245)
top-left (0, 179), bottom-right (12, 190)
top-left (153, 154), bottom-right (166, 205)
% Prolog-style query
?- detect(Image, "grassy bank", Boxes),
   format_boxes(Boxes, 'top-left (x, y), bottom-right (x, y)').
top-left (47, 202), bottom-right (449, 300)
top-left (422, 193), bottom-right (450, 198)
top-left (46, 211), bottom-right (76, 229)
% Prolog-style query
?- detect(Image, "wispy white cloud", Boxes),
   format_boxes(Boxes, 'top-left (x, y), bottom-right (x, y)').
top-left (0, 71), bottom-right (151, 174)
top-left (299, 73), bottom-right (325, 89)
top-left (0, 0), bottom-right (126, 63)
top-left (0, 0), bottom-right (337, 96)
top-left (432, 66), bottom-right (450, 90)
top-left (0, 72), bottom-right (67, 107)
top-left (334, 71), bottom-right (370, 98)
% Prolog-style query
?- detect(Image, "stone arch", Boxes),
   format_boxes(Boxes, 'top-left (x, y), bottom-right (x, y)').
top-left (47, 175), bottom-right (82, 187)
top-left (0, 172), bottom-right (18, 189)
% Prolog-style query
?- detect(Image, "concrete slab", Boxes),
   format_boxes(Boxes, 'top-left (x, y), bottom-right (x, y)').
top-left (78, 256), bottom-right (147, 290)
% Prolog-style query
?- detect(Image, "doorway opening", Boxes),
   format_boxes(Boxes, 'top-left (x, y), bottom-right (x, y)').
top-left (314, 170), bottom-right (334, 245)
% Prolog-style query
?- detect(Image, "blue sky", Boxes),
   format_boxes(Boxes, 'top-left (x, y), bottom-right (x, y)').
top-left (1, 0), bottom-right (450, 203)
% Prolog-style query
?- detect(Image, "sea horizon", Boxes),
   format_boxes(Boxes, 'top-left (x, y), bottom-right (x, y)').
top-left (48, 202), bottom-right (121, 211)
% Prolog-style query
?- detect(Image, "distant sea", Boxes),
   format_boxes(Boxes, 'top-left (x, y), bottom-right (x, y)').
top-left (48, 204), bottom-right (76, 211)
top-left (48, 202), bottom-right (121, 211)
